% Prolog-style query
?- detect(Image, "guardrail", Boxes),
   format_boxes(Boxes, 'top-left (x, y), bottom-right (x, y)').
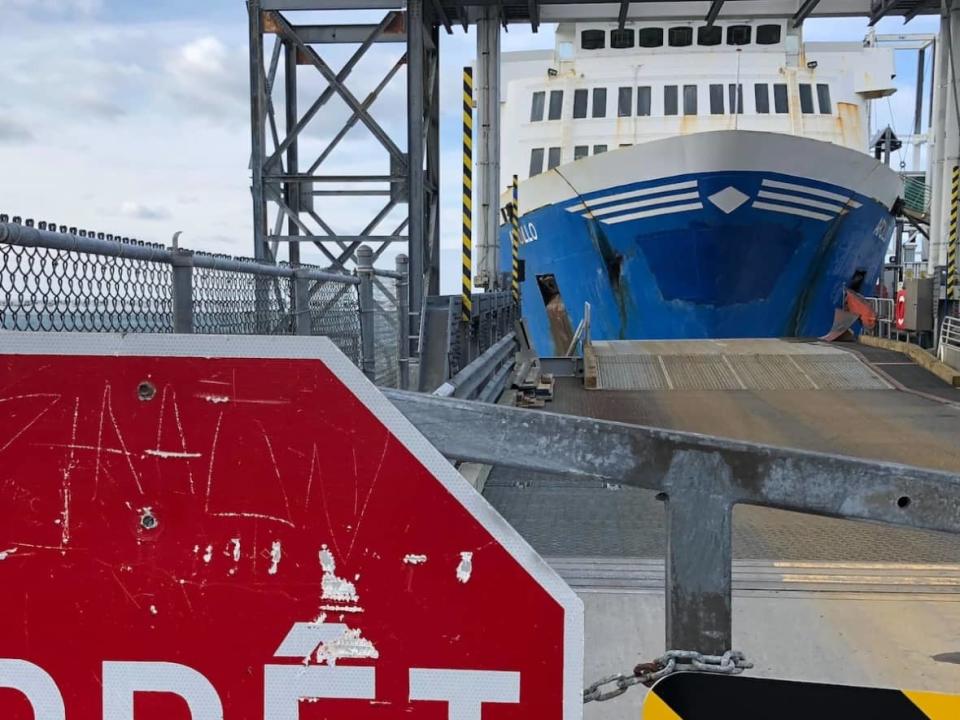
top-left (433, 331), bottom-right (517, 402)
top-left (863, 296), bottom-right (895, 339)
top-left (939, 315), bottom-right (960, 371)
top-left (0, 218), bottom-right (520, 392)
top-left (384, 389), bottom-right (960, 657)
top-left (0, 220), bottom-right (410, 384)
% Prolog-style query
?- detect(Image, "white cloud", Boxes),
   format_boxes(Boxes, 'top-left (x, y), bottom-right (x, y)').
top-left (120, 201), bottom-right (171, 221)
top-left (0, 116), bottom-right (33, 143)
top-left (163, 35), bottom-right (249, 122)
top-left (0, 0), bottom-right (102, 16)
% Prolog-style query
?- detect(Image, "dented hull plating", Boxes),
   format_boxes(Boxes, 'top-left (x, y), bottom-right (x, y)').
top-left (499, 132), bottom-right (901, 355)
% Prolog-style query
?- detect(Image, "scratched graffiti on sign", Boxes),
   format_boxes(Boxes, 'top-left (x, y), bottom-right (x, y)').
top-left (0, 336), bottom-right (580, 719)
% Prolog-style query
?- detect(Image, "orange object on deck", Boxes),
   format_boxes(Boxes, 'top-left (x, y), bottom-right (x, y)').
top-left (845, 289), bottom-right (877, 329)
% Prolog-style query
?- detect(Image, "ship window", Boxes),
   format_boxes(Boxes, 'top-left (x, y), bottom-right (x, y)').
top-left (529, 148), bottom-right (544, 177)
top-left (669, 27), bottom-right (693, 47)
top-left (664, 85), bottom-right (678, 115)
top-left (698, 25), bottom-right (722, 46)
top-left (530, 91), bottom-right (545, 122)
top-left (727, 25), bottom-right (752, 46)
top-left (817, 83), bottom-right (833, 114)
top-left (756, 24), bottom-right (782, 45)
top-left (754, 84), bottom-right (770, 113)
top-left (611, 28), bottom-right (635, 49)
top-left (683, 85), bottom-right (698, 115)
top-left (799, 83), bottom-right (815, 114)
top-left (728, 83), bottom-right (743, 114)
top-left (637, 86), bottom-right (652, 116)
top-left (592, 87), bottom-right (607, 118)
top-left (547, 146), bottom-right (562, 170)
top-left (709, 84), bottom-right (724, 114)
top-left (773, 83), bottom-right (789, 113)
top-left (573, 89), bottom-right (588, 119)
top-left (618, 87), bottom-right (633, 117)
top-left (593, 144), bottom-right (608, 154)
top-left (548, 90), bottom-right (563, 120)
top-left (574, 145), bottom-right (589, 160)
top-left (581, 30), bottom-right (606, 50)
top-left (638, 27), bottom-right (664, 48)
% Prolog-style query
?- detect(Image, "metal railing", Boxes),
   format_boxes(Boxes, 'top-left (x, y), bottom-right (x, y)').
top-left (0, 218), bottom-right (518, 393)
top-left (385, 388), bottom-right (960, 659)
top-left (863, 296), bottom-right (896, 339)
top-left (0, 220), bottom-right (402, 382)
top-left (939, 315), bottom-right (960, 371)
top-left (902, 174), bottom-right (931, 215)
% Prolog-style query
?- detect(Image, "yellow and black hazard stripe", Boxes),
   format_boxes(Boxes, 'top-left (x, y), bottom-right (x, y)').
top-left (948, 164), bottom-right (959, 301)
top-left (461, 66), bottom-right (474, 322)
top-left (643, 673), bottom-right (960, 719)
top-left (511, 174), bottom-right (520, 305)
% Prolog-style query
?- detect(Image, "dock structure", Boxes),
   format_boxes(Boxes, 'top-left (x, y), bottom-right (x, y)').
top-left (3, 1), bottom-right (960, 716)
top-left (388, 335), bottom-right (960, 714)
top-left (244, 0), bottom-right (951, 374)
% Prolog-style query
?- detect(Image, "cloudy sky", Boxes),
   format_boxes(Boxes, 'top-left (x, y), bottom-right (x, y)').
top-left (0, 1), bottom-right (941, 293)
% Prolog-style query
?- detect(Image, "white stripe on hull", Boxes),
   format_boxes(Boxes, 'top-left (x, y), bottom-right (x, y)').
top-left (602, 202), bottom-right (704, 224)
top-left (752, 201), bottom-right (833, 222)
top-left (760, 178), bottom-right (862, 208)
top-left (756, 190), bottom-right (845, 213)
top-left (565, 180), bottom-right (698, 213)
top-left (586, 192), bottom-right (701, 218)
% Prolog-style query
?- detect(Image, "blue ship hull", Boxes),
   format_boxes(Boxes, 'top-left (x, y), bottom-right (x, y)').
top-left (498, 134), bottom-right (899, 356)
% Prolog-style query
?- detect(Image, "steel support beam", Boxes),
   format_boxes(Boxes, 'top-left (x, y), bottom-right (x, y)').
top-left (407, 0), bottom-right (428, 360)
top-left (475, 7), bottom-right (501, 290)
top-left (384, 389), bottom-right (960, 654)
top-left (792, 0), bottom-right (822, 27)
top-left (291, 23), bottom-right (406, 43)
top-left (249, 0), bottom-right (269, 262)
top-left (705, 0), bottom-right (724, 25)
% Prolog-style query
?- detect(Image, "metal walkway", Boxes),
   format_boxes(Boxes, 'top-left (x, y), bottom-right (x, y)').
top-left (482, 338), bottom-right (960, 719)
top-left (590, 339), bottom-right (891, 391)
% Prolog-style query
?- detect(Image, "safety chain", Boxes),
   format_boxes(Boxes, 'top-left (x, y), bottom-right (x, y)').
top-left (583, 650), bottom-right (753, 703)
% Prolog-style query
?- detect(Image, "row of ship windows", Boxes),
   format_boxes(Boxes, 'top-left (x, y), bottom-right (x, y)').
top-left (530, 83), bottom-right (833, 120)
top-left (529, 145), bottom-right (613, 176)
top-left (580, 24), bottom-right (782, 50)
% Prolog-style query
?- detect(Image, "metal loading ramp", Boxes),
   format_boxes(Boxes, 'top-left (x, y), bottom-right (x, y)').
top-left (481, 338), bottom-right (960, 719)
top-left (588, 339), bottom-right (892, 391)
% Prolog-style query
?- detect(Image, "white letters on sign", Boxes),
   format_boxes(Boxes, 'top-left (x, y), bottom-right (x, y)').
top-left (102, 662), bottom-right (223, 720)
top-left (0, 659), bottom-right (66, 720)
top-left (0, 657), bottom-right (521, 719)
top-left (409, 669), bottom-right (521, 720)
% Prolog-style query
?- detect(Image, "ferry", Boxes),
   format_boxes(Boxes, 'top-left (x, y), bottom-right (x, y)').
top-left (497, 19), bottom-right (903, 355)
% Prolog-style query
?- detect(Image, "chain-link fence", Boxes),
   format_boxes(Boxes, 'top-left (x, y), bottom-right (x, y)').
top-left (1, 243), bottom-right (175, 333)
top-left (372, 280), bottom-right (400, 388)
top-left (0, 219), bottom-right (521, 392)
top-left (0, 221), bottom-right (365, 367)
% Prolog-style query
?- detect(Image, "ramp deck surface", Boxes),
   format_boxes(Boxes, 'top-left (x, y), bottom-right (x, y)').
top-left (481, 339), bottom-right (960, 718)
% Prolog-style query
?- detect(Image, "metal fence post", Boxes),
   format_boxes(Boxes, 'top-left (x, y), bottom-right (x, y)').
top-left (396, 253), bottom-right (410, 390)
top-left (293, 269), bottom-right (311, 336)
top-left (357, 245), bottom-right (376, 382)
top-left (170, 250), bottom-right (194, 334)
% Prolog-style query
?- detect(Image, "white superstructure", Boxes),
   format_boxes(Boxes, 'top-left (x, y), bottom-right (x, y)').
top-left (500, 19), bottom-right (898, 183)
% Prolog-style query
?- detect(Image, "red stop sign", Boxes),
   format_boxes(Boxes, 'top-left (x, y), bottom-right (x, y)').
top-left (0, 333), bottom-right (582, 719)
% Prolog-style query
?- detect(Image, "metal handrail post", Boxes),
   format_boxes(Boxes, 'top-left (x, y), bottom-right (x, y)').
top-left (357, 245), bottom-right (376, 382)
top-left (170, 250), bottom-right (195, 334)
top-left (396, 253), bottom-right (410, 390)
top-left (293, 269), bottom-right (312, 336)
